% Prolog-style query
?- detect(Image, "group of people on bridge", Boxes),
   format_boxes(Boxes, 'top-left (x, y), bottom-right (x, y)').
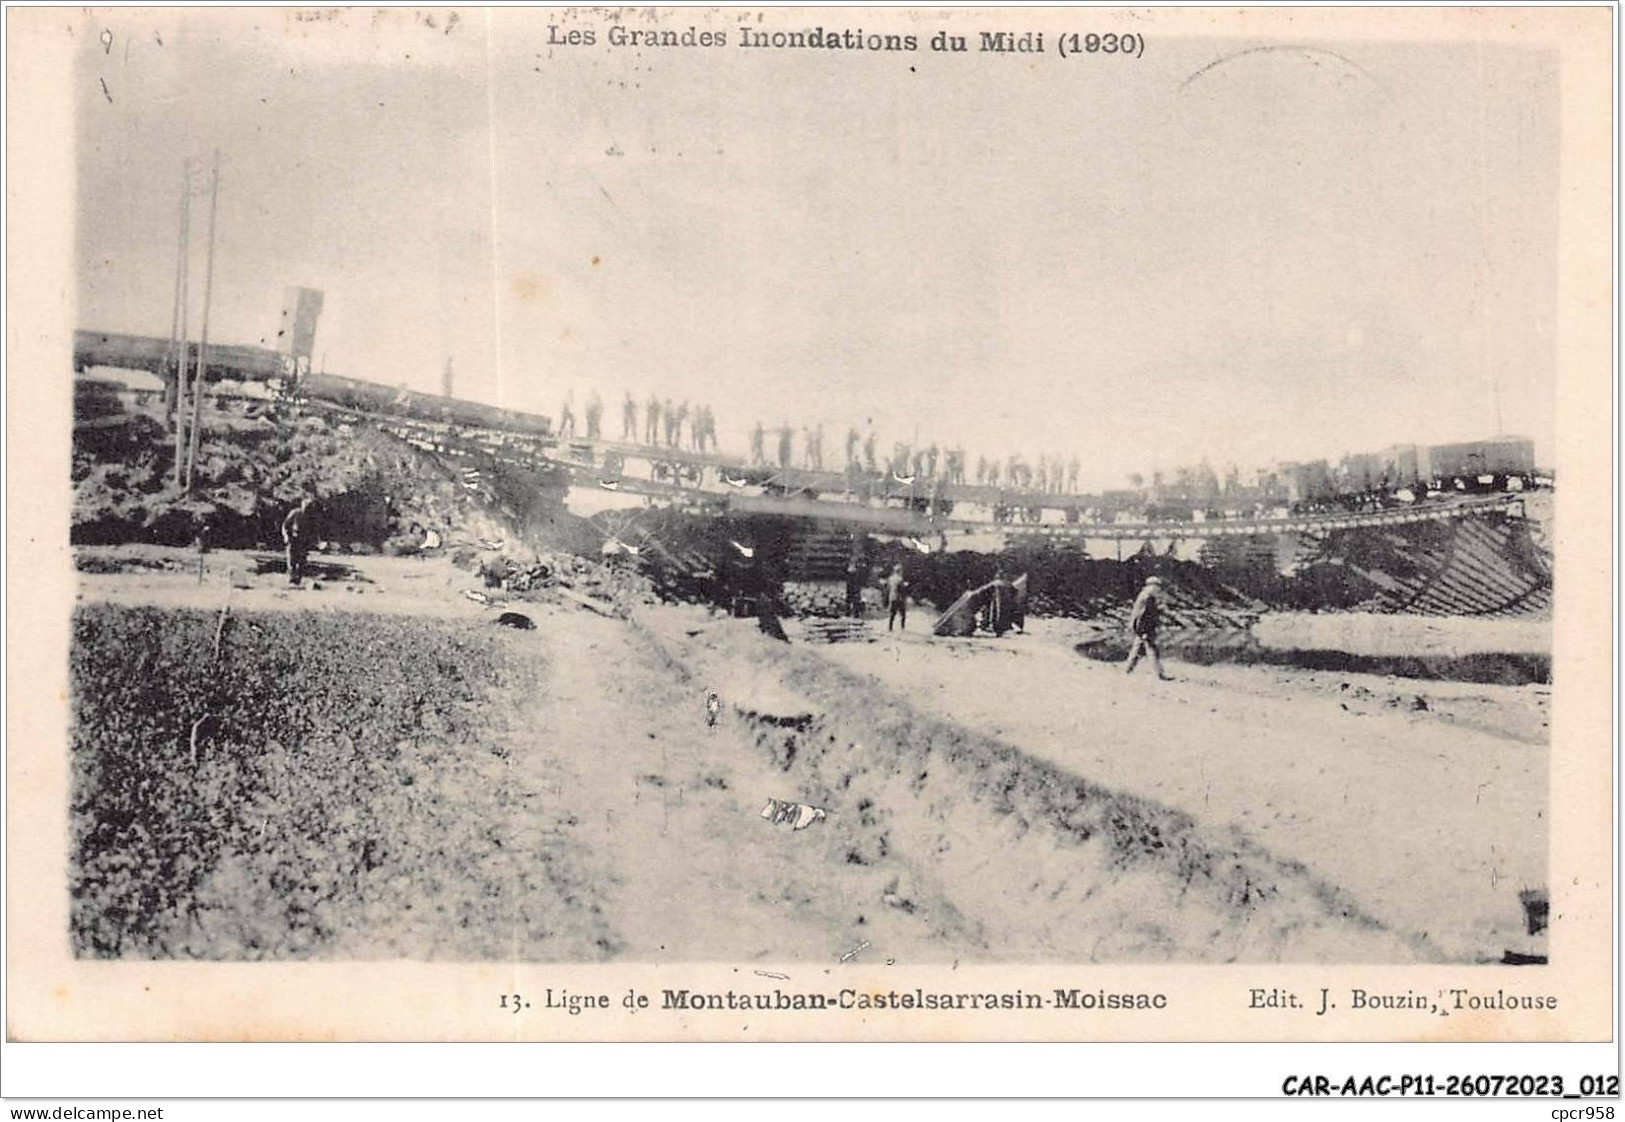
top-left (741, 420), bottom-right (1086, 497)
top-left (556, 383), bottom-right (1102, 499)
top-left (974, 452), bottom-right (1082, 495)
top-left (558, 391), bottom-right (720, 453)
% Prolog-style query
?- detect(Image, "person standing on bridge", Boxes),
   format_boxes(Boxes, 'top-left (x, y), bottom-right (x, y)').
top-left (674, 400), bottom-right (690, 449)
top-left (662, 397), bottom-right (676, 446)
top-left (281, 495), bottom-right (318, 588)
top-left (1124, 575), bottom-right (1171, 680)
top-left (622, 392), bottom-right (637, 440)
top-left (585, 390), bottom-right (603, 440)
top-left (559, 392), bottom-right (576, 439)
top-left (645, 395), bottom-right (661, 444)
top-left (1068, 456), bottom-right (1080, 494)
top-left (750, 421), bottom-right (765, 464)
top-left (862, 429), bottom-right (876, 474)
top-left (845, 426), bottom-right (859, 468)
top-left (812, 423), bottom-right (825, 470)
top-left (777, 422), bottom-right (793, 469)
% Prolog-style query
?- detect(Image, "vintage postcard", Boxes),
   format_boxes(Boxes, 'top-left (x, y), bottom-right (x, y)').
top-left (5, 5), bottom-right (1614, 1048)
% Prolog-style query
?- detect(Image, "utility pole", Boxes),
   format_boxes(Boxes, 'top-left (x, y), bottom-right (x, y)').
top-left (164, 162), bottom-right (189, 420)
top-left (185, 149), bottom-right (220, 492)
top-left (172, 160), bottom-right (193, 489)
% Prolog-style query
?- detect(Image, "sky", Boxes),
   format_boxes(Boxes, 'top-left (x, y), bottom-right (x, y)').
top-left (77, 10), bottom-right (1559, 490)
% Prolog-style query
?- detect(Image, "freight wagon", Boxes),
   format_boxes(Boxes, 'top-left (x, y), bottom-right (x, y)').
top-left (295, 373), bottom-right (553, 438)
top-left (73, 330), bottom-right (284, 382)
top-left (72, 330), bottom-right (553, 439)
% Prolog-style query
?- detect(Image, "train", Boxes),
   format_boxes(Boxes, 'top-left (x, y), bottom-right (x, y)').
top-left (74, 330), bottom-right (284, 382)
top-left (295, 373), bottom-right (553, 438)
top-left (73, 330), bottom-right (553, 439)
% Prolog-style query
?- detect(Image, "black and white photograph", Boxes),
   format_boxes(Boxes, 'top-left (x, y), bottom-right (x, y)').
top-left (5, 5), bottom-right (1614, 1055)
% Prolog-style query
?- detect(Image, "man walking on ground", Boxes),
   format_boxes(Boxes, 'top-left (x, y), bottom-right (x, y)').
top-left (1124, 575), bottom-right (1171, 680)
top-left (281, 495), bottom-right (317, 587)
top-left (885, 563), bottom-right (908, 631)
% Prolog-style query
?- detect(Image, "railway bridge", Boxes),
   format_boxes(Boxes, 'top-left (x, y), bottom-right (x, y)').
top-left (76, 327), bottom-right (1533, 549)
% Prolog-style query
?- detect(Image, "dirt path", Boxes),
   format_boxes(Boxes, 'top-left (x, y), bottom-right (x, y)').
top-left (509, 603), bottom-right (973, 962)
top-left (76, 548), bottom-right (489, 620)
top-left (809, 623), bottom-right (1547, 961)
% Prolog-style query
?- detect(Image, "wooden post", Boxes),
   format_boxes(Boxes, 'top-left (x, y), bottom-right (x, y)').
top-left (173, 160), bottom-right (192, 489)
top-left (164, 162), bottom-right (189, 419)
top-left (185, 150), bottom-right (220, 492)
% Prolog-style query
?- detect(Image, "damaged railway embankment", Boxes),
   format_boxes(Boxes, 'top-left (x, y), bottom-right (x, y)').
top-left (632, 609), bottom-right (1440, 964)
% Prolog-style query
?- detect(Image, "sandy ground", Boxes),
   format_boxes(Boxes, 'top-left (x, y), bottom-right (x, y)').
top-left (75, 548), bottom-right (491, 620)
top-left (805, 616), bottom-right (1547, 962)
top-left (71, 547), bottom-right (1546, 962)
top-left (1254, 613), bottom-right (1552, 657)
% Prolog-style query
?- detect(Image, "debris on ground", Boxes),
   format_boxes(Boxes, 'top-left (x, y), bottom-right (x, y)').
top-left (760, 798), bottom-right (829, 830)
top-left (455, 548), bottom-right (660, 617)
top-left (802, 619), bottom-right (873, 644)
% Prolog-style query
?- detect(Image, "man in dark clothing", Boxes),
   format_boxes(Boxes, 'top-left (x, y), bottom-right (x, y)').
top-left (986, 573), bottom-right (1016, 636)
top-left (585, 391), bottom-right (603, 440)
top-left (645, 395), bottom-right (661, 444)
top-left (621, 392), bottom-right (638, 440)
top-left (885, 564), bottom-right (908, 631)
top-left (281, 496), bottom-right (317, 587)
top-left (1124, 575), bottom-right (1171, 679)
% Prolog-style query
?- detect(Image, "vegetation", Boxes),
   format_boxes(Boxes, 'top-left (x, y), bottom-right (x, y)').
top-left (70, 604), bottom-right (539, 958)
